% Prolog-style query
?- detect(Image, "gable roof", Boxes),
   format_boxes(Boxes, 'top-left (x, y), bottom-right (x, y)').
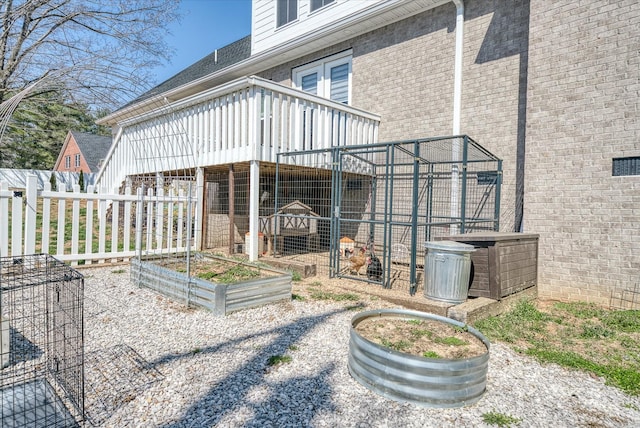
top-left (100, 1), bottom-right (450, 125)
top-left (128, 35), bottom-right (252, 107)
top-left (69, 131), bottom-right (112, 172)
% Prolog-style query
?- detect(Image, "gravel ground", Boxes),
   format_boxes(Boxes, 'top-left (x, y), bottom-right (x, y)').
top-left (81, 266), bottom-right (640, 427)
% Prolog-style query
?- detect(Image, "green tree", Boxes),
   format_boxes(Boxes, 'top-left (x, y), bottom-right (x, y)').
top-left (78, 171), bottom-right (85, 192)
top-left (49, 173), bottom-right (57, 191)
top-left (1, 92), bottom-right (109, 168)
top-left (0, 0), bottom-right (180, 167)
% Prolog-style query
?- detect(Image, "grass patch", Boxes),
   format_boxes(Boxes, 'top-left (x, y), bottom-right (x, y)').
top-left (267, 354), bottom-right (292, 366)
top-left (410, 328), bottom-right (433, 339)
top-left (481, 411), bottom-right (521, 427)
top-left (474, 299), bottom-right (640, 396)
top-left (346, 303), bottom-right (366, 311)
top-left (197, 264), bottom-right (260, 284)
top-left (435, 336), bottom-right (469, 346)
top-left (380, 338), bottom-right (412, 352)
top-left (526, 348), bottom-right (640, 395)
top-left (422, 350), bottom-right (441, 359)
top-left (308, 287), bottom-right (360, 302)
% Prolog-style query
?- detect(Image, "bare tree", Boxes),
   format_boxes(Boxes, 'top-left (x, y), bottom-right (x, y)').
top-left (0, 0), bottom-right (180, 109)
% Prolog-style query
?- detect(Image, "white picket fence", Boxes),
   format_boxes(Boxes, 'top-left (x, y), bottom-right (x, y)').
top-left (0, 174), bottom-right (202, 264)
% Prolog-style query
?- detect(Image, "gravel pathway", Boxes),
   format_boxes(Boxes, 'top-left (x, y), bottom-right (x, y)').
top-left (81, 266), bottom-right (640, 427)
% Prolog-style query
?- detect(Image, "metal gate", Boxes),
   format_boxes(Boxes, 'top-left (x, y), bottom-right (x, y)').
top-left (46, 257), bottom-right (85, 419)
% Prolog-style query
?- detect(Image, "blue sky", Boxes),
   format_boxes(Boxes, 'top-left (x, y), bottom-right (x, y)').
top-left (151, 0), bottom-right (252, 84)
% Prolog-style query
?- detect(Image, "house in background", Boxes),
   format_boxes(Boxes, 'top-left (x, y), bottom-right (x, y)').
top-left (96, 0), bottom-right (639, 306)
top-left (53, 130), bottom-right (111, 174)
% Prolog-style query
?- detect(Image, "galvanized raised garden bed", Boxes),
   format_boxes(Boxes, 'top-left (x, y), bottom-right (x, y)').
top-left (348, 309), bottom-right (490, 408)
top-left (131, 253), bottom-right (292, 316)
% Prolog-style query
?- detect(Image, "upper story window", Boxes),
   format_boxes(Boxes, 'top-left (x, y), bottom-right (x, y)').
top-left (277, 0), bottom-right (298, 28)
top-left (74, 153), bottom-right (81, 168)
top-left (293, 51), bottom-right (352, 104)
top-left (310, 0), bottom-right (335, 12)
top-left (65, 155), bottom-right (71, 170)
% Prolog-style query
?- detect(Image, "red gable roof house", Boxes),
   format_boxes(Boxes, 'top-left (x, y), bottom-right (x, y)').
top-left (53, 131), bottom-right (111, 174)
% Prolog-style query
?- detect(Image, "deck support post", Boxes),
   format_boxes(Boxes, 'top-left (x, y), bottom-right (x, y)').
top-left (248, 160), bottom-right (260, 261)
top-left (229, 164), bottom-right (235, 254)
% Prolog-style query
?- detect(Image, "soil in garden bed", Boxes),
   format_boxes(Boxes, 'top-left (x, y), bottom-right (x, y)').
top-left (355, 317), bottom-right (487, 359)
top-left (156, 255), bottom-right (281, 284)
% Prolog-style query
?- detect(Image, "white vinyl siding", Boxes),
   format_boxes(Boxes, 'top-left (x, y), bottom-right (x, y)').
top-left (293, 51), bottom-right (352, 104)
top-left (251, 0), bottom-right (387, 55)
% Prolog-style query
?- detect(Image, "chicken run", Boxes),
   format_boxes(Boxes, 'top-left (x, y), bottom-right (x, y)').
top-left (269, 137), bottom-right (502, 295)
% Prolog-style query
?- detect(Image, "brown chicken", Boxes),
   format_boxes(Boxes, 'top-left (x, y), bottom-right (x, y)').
top-left (342, 247), bottom-right (367, 275)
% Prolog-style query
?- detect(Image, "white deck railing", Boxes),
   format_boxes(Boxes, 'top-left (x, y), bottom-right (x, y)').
top-left (0, 175), bottom-right (201, 264)
top-left (96, 76), bottom-right (380, 193)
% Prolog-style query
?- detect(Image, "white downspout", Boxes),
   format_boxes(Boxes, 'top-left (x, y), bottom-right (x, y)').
top-left (450, 0), bottom-right (464, 235)
top-left (452, 0), bottom-right (464, 135)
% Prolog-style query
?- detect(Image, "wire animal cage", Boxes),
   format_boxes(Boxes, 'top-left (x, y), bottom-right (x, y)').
top-left (275, 136), bottom-right (502, 295)
top-left (0, 254), bottom-right (84, 427)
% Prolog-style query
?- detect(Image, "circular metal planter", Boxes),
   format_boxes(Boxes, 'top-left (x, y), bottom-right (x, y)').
top-left (348, 309), bottom-right (490, 408)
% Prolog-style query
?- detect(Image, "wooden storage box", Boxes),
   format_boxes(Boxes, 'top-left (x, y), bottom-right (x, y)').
top-left (443, 232), bottom-right (539, 301)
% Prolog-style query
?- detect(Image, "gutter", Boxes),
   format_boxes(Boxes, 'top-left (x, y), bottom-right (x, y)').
top-left (450, 0), bottom-right (464, 234)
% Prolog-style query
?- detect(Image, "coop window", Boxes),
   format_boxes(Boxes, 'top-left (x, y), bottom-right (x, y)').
top-left (346, 178), bottom-right (362, 190)
top-left (477, 171), bottom-right (498, 185)
top-left (612, 157), bottom-right (640, 176)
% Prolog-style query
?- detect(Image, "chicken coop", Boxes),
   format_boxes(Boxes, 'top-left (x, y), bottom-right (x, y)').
top-left (274, 136), bottom-right (502, 295)
top-left (0, 254), bottom-right (84, 427)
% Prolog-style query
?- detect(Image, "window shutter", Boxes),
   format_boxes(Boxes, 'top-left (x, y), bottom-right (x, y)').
top-left (330, 63), bottom-right (349, 104)
top-left (301, 73), bottom-right (318, 95)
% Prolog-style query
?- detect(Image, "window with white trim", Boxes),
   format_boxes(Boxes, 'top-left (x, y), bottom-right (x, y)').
top-left (74, 153), bottom-right (81, 168)
top-left (277, 0), bottom-right (297, 28)
top-left (310, 0), bottom-right (335, 12)
top-left (65, 155), bottom-right (71, 170)
top-left (293, 51), bottom-right (352, 104)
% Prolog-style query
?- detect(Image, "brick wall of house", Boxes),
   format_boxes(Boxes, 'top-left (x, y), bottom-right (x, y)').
top-left (260, 0), bottom-right (530, 235)
top-left (525, 0), bottom-right (640, 304)
top-left (259, 0), bottom-right (638, 303)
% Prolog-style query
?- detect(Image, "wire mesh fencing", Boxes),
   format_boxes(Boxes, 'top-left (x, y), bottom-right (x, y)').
top-left (197, 136), bottom-right (500, 296)
top-left (274, 136), bottom-right (502, 295)
top-left (0, 254), bottom-right (84, 427)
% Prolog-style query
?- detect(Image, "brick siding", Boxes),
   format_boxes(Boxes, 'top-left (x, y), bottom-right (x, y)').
top-left (258, 0), bottom-right (639, 304)
top-left (526, 0), bottom-right (640, 304)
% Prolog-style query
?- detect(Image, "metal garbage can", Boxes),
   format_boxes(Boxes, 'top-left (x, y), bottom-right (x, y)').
top-left (424, 241), bottom-right (475, 304)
